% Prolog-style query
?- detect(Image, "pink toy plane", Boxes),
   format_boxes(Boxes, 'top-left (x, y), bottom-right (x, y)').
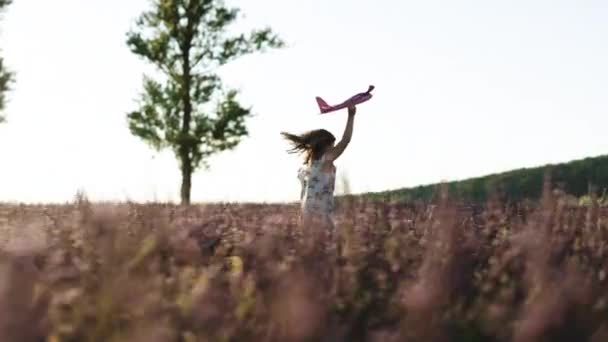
top-left (315, 85), bottom-right (375, 114)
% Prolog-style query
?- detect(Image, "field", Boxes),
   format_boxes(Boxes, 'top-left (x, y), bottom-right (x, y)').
top-left (2, 186), bottom-right (608, 342)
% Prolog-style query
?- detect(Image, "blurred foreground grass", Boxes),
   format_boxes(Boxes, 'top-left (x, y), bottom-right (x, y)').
top-left (1, 189), bottom-right (608, 341)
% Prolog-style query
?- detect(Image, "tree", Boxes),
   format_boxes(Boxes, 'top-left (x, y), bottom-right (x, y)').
top-left (126, 0), bottom-right (284, 204)
top-left (0, 0), bottom-right (13, 123)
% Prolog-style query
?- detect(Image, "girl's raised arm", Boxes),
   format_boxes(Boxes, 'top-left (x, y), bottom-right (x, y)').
top-left (325, 106), bottom-right (356, 161)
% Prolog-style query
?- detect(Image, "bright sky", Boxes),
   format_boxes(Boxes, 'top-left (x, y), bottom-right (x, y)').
top-left (0, 0), bottom-right (607, 204)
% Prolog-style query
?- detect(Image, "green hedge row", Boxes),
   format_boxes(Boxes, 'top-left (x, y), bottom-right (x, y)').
top-left (363, 154), bottom-right (608, 204)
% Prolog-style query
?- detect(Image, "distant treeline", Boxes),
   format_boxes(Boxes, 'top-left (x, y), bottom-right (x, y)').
top-left (362, 154), bottom-right (608, 204)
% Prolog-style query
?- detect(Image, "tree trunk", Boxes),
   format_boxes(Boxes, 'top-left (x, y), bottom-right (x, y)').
top-left (179, 14), bottom-right (194, 205)
top-left (180, 155), bottom-right (192, 205)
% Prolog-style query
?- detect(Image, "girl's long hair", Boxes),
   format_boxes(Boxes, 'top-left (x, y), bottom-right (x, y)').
top-left (280, 129), bottom-right (336, 164)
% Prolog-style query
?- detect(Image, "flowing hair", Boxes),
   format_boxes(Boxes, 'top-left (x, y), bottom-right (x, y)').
top-left (280, 129), bottom-right (336, 164)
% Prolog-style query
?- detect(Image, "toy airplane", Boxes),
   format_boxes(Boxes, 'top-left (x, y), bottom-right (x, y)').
top-left (315, 85), bottom-right (375, 114)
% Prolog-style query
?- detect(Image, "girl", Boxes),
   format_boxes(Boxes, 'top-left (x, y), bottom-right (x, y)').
top-left (281, 105), bottom-right (356, 229)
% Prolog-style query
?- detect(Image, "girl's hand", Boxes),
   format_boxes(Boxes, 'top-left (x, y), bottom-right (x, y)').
top-left (348, 106), bottom-right (356, 116)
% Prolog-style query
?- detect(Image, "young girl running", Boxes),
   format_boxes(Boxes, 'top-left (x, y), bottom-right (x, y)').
top-left (281, 106), bottom-right (356, 230)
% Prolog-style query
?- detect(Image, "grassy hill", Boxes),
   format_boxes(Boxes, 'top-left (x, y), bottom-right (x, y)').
top-left (364, 154), bottom-right (608, 204)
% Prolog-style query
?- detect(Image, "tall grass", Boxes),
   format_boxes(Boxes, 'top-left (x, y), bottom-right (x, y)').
top-left (1, 186), bottom-right (608, 341)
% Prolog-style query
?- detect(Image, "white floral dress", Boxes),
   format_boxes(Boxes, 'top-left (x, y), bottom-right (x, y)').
top-left (298, 155), bottom-right (336, 224)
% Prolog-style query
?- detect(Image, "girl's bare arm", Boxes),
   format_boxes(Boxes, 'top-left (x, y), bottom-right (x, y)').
top-left (326, 106), bottom-right (356, 161)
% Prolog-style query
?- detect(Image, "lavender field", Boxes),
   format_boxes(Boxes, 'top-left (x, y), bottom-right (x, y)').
top-left (1, 186), bottom-right (608, 342)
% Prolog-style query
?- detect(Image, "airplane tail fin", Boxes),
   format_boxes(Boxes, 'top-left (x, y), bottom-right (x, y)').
top-left (315, 97), bottom-right (331, 113)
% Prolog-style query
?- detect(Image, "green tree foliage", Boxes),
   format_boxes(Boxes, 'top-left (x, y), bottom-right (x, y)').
top-left (0, 0), bottom-right (13, 123)
top-left (126, 0), bottom-right (284, 204)
top-left (366, 154), bottom-right (608, 204)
